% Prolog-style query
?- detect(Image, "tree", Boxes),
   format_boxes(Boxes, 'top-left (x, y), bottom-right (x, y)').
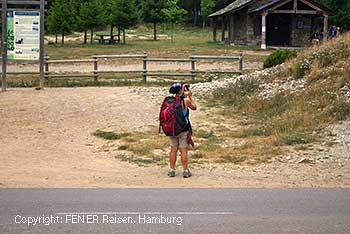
top-left (110, 0), bottom-right (139, 44)
top-left (78, 0), bottom-right (106, 44)
top-left (201, 0), bottom-right (215, 28)
top-left (178, 0), bottom-right (201, 25)
top-left (162, 0), bottom-right (187, 42)
top-left (319, 0), bottom-right (350, 31)
top-left (47, 0), bottom-right (76, 45)
top-left (104, 0), bottom-right (116, 44)
top-left (141, 0), bottom-right (167, 41)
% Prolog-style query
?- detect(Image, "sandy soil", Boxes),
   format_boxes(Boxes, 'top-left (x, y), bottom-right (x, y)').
top-left (0, 87), bottom-right (349, 188)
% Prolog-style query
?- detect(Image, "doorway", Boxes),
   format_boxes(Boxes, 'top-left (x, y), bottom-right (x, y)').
top-left (266, 14), bottom-right (291, 46)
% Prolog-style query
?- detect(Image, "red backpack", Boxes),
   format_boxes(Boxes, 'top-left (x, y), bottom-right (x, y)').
top-left (159, 96), bottom-right (189, 137)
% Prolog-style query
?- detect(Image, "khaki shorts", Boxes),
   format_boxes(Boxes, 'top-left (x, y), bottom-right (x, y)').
top-left (169, 131), bottom-right (189, 148)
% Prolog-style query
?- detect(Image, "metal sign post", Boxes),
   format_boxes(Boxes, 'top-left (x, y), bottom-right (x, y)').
top-left (1, 0), bottom-right (46, 92)
top-left (1, 0), bottom-right (7, 92)
top-left (39, 0), bottom-right (44, 88)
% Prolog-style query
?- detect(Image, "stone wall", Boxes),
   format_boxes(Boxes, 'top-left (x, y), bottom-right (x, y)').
top-left (232, 9), bottom-right (248, 44)
top-left (290, 15), bottom-right (312, 47)
top-left (246, 14), bottom-right (262, 46)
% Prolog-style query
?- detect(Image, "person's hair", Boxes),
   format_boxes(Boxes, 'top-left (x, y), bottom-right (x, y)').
top-left (169, 82), bottom-right (182, 94)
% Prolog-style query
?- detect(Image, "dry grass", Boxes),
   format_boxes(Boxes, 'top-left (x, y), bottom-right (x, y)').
top-left (204, 34), bottom-right (350, 163)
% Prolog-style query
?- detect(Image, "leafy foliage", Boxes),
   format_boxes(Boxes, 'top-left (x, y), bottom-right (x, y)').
top-left (141, 0), bottom-right (167, 40)
top-left (78, 0), bottom-right (106, 43)
top-left (47, 0), bottom-right (77, 44)
top-left (162, 0), bottom-right (187, 42)
top-left (263, 49), bottom-right (298, 68)
top-left (201, 0), bottom-right (215, 27)
top-left (109, 0), bottom-right (139, 43)
top-left (319, 0), bottom-right (350, 30)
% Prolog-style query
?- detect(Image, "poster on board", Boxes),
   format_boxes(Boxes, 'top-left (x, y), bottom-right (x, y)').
top-left (7, 11), bottom-right (40, 61)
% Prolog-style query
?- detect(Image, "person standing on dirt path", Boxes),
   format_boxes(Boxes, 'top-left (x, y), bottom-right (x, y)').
top-left (160, 83), bottom-right (197, 178)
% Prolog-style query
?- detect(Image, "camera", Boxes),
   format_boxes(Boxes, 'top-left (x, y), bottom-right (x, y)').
top-left (184, 84), bottom-right (190, 91)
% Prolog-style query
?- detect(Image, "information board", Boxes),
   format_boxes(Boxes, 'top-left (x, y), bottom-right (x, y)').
top-left (7, 11), bottom-right (40, 60)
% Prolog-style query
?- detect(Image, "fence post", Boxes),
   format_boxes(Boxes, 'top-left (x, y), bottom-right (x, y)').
top-left (239, 52), bottom-right (243, 73)
top-left (44, 55), bottom-right (49, 79)
top-left (191, 56), bottom-right (196, 81)
top-left (93, 56), bottom-right (98, 82)
top-left (143, 53), bottom-right (147, 83)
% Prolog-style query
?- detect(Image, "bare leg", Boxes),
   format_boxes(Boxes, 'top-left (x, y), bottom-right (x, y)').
top-left (179, 147), bottom-right (188, 170)
top-left (169, 146), bottom-right (178, 169)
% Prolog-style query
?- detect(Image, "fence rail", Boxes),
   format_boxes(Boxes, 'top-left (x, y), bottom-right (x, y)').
top-left (4, 53), bottom-right (244, 83)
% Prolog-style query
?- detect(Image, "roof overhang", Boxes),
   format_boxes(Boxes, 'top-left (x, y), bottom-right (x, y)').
top-left (249, 0), bottom-right (333, 15)
top-left (209, 0), bottom-right (254, 18)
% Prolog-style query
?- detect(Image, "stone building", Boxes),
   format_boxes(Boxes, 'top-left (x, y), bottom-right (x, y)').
top-left (209, 0), bottom-right (332, 49)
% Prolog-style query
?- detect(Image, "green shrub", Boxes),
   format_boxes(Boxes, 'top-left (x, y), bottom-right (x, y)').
top-left (263, 49), bottom-right (298, 68)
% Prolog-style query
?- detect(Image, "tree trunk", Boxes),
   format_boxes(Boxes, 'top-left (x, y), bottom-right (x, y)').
top-left (84, 30), bottom-right (87, 44)
top-left (193, 0), bottom-right (199, 26)
top-left (171, 23), bottom-right (174, 43)
top-left (122, 29), bottom-right (126, 44)
top-left (153, 22), bottom-right (157, 41)
top-left (118, 26), bottom-right (121, 42)
top-left (203, 19), bottom-right (206, 29)
top-left (110, 24), bottom-right (114, 44)
top-left (90, 28), bottom-right (93, 44)
top-left (55, 34), bottom-right (58, 44)
top-left (61, 32), bottom-right (64, 45)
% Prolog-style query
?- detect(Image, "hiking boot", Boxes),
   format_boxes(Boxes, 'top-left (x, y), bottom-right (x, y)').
top-left (168, 169), bottom-right (176, 177)
top-left (183, 169), bottom-right (192, 178)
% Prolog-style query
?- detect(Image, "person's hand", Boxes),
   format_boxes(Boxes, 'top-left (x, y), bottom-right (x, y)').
top-left (188, 89), bottom-right (193, 98)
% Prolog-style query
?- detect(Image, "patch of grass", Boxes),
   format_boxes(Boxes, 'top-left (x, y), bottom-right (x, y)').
top-left (119, 130), bottom-right (168, 157)
top-left (192, 151), bottom-right (204, 159)
top-left (214, 141), bottom-right (282, 164)
top-left (234, 127), bottom-right (270, 138)
top-left (333, 100), bottom-right (350, 120)
top-left (115, 154), bottom-right (163, 167)
top-left (212, 77), bottom-right (261, 110)
top-left (118, 145), bottom-right (129, 150)
top-left (196, 129), bottom-right (215, 139)
top-left (325, 141), bottom-right (338, 147)
top-left (278, 133), bottom-right (311, 146)
top-left (93, 130), bottom-right (130, 140)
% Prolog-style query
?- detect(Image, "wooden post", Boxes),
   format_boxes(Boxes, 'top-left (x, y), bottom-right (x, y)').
top-left (261, 12), bottom-right (267, 49)
top-left (44, 55), bottom-right (49, 79)
top-left (93, 57), bottom-right (98, 82)
top-left (143, 53), bottom-right (147, 83)
top-left (212, 18), bottom-right (217, 42)
top-left (39, 0), bottom-right (45, 88)
top-left (239, 52), bottom-right (243, 72)
top-left (323, 14), bottom-right (328, 42)
top-left (191, 56), bottom-right (196, 81)
top-left (221, 16), bottom-right (225, 42)
top-left (2, 0), bottom-right (7, 92)
top-left (229, 14), bottom-right (234, 44)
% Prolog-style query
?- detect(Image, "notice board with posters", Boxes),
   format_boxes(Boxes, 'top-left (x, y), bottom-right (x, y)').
top-left (7, 11), bottom-right (40, 61)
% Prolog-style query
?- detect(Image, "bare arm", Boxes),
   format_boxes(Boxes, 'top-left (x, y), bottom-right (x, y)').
top-left (185, 90), bottom-right (197, 110)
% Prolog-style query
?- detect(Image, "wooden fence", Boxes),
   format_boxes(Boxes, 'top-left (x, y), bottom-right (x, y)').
top-left (4, 53), bottom-right (244, 83)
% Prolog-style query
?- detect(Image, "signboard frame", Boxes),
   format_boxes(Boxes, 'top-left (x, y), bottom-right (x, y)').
top-left (7, 11), bottom-right (41, 61)
top-left (1, 0), bottom-right (46, 92)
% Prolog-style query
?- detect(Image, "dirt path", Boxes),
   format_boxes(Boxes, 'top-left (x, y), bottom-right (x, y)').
top-left (0, 87), bottom-right (349, 188)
